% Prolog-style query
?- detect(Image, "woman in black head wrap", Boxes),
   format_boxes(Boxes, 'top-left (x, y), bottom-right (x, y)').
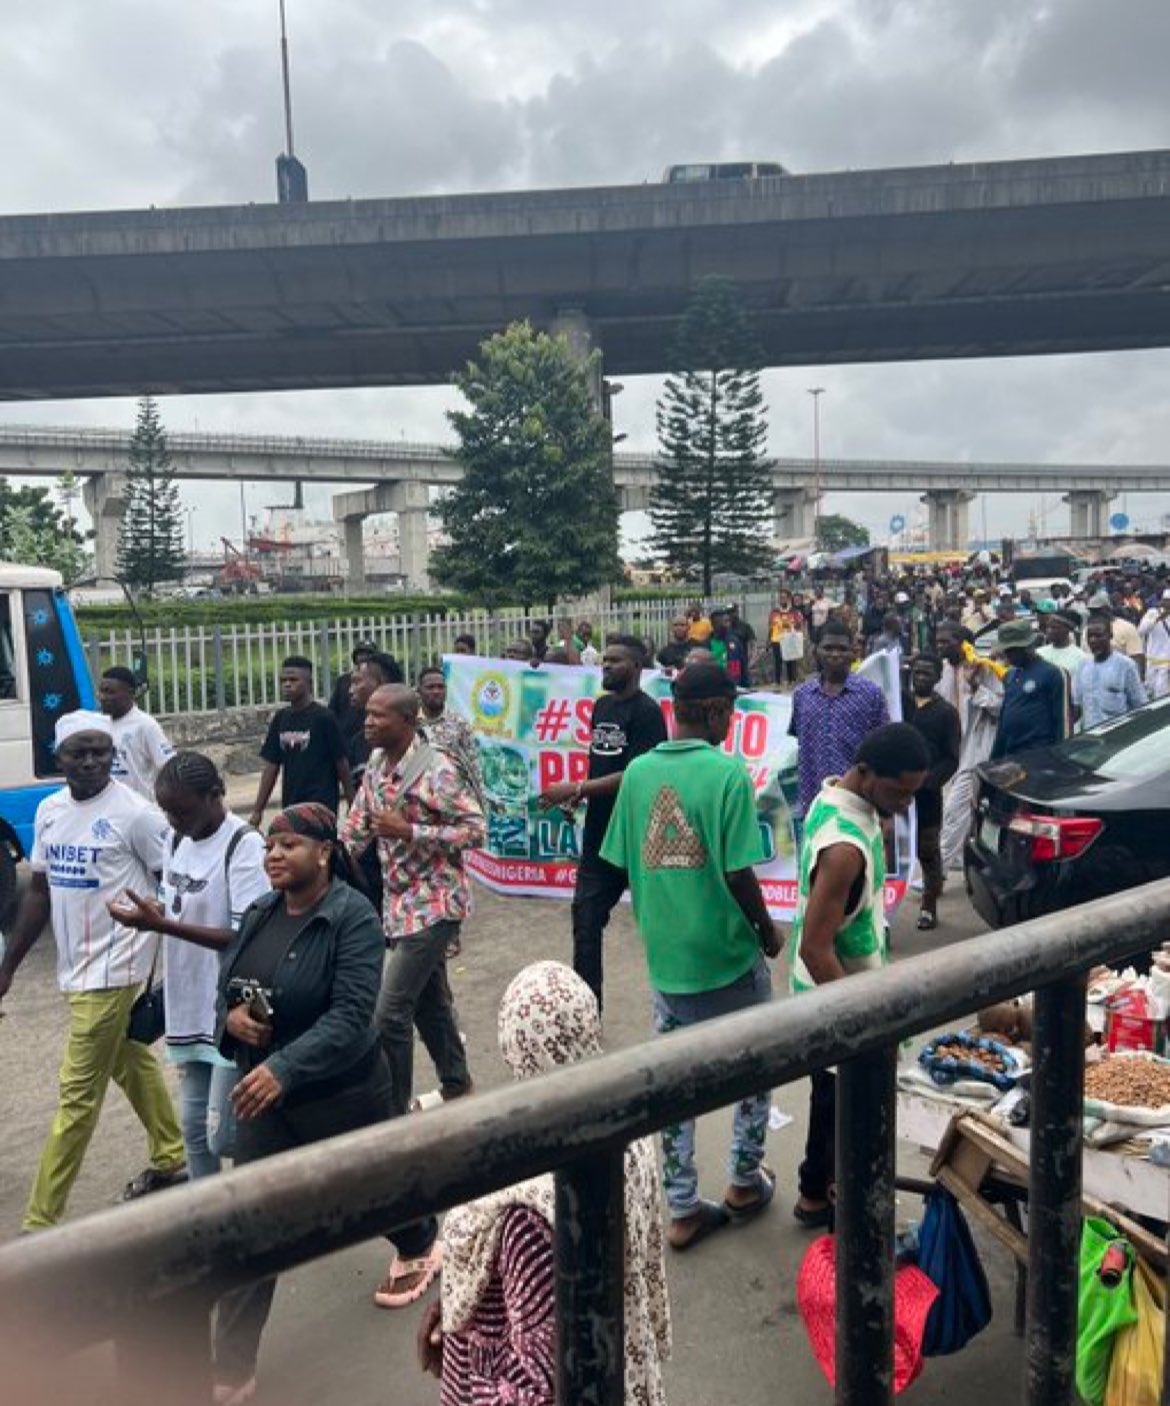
top-left (212, 803), bottom-right (440, 1404)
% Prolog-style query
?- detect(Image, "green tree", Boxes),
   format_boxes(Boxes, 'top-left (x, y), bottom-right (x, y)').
top-left (0, 479), bottom-right (88, 582)
top-left (117, 396), bottom-right (186, 593)
top-left (431, 322), bottom-right (621, 606)
top-left (649, 276), bottom-right (774, 594)
top-left (816, 513), bottom-right (870, 553)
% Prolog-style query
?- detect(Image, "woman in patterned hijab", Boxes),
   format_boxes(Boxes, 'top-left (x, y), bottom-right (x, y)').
top-left (418, 960), bottom-right (671, 1406)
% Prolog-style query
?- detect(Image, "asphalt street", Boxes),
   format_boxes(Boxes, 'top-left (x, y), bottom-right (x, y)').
top-left (1, 833), bottom-right (1028, 1405)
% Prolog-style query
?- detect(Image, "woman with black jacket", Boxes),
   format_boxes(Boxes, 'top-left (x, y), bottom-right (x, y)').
top-left (212, 803), bottom-right (440, 1406)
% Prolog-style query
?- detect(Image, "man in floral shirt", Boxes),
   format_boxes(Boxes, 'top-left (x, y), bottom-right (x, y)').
top-left (342, 683), bottom-right (485, 1117)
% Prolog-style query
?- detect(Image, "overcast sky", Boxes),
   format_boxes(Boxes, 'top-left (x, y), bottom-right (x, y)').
top-left (2, 0), bottom-right (1170, 552)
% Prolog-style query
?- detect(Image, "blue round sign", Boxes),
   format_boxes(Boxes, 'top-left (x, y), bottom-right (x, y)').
top-left (1109, 512), bottom-right (1130, 531)
top-left (889, 514), bottom-right (906, 534)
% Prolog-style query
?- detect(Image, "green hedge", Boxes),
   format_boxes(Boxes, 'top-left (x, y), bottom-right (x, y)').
top-left (75, 593), bottom-right (470, 631)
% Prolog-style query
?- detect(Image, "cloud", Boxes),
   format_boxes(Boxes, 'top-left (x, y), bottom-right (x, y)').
top-left (1, 0), bottom-right (1169, 548)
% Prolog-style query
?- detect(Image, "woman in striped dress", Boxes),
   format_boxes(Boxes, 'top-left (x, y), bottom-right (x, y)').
top-left (418, 961), bottom-right (671, 1406)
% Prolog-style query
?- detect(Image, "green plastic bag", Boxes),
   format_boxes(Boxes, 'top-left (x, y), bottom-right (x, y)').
top-left (1077, 1218), bottom-right (1140, 1406)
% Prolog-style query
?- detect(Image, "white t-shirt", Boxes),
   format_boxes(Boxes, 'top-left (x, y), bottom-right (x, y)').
top-left (109, 706), bottom-right (175, 800)
top-left (31, 780), bottom-right (169, 993)
top-left (160, 816), bottom-right (270, 1059)
top-left (1038, 642), bottom-right (1085, 676)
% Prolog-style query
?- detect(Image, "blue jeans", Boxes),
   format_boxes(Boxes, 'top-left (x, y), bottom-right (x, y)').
top-left (178, 1061), bottom-right (240, 1179)
top-left (651, 956), bottom-right (773, 1218)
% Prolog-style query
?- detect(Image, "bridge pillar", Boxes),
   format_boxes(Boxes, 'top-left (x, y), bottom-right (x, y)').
top-left (921, 489), bottom-right (975, 551)
top-left (774, 486), bottom-right (817, 543)
top-left (333, 480), bottom-right (430, 591)
top-left (550, 306), bottom-right (603, 411)
top-left (1064, 488), bottom-right (1114, 538)
top-left (342, 515), bottom-right (367, 594)
top-left (82, 472), bottom-right (128, 583)
top-left (398, 508), bottom-right (430, 591)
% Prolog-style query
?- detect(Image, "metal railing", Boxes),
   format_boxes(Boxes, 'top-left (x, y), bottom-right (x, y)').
top-left (5, 884), bottom-right (1168, 1405)
top-left (82, 597), bottom-right (770, 715)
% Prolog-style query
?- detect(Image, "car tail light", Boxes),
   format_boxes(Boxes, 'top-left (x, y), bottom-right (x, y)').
top-left (1006, 812), bottom-right (1104, 862)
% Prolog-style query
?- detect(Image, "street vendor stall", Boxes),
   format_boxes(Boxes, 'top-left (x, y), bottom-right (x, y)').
top-left (887, 958), bottom-right (1169, 1402)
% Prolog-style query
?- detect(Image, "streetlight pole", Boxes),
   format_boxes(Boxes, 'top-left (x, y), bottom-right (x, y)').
top-left (807, 387), bottom-right (825, 545)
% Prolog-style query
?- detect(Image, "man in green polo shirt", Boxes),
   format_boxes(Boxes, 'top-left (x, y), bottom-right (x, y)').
top-left (602, 662), bottom-right (780, 1251)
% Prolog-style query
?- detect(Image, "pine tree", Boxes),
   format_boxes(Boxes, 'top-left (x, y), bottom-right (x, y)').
top-left (649, 277), bottom-right (774, 594)
top-left (117, 397), bottom-right (186, 594)
top-left (431, 322), bottom-right (621, 607)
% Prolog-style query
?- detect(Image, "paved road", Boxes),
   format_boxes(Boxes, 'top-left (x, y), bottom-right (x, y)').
top-left (1, 853), bottom-right (1027, 1405)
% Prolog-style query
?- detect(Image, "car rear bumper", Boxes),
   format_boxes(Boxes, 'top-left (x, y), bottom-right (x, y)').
top-left (964, 837), bottom-right (1062, 929)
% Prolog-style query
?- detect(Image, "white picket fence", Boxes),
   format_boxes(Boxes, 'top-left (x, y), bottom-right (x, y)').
top-left (81, 594), bottom-right (774, 715)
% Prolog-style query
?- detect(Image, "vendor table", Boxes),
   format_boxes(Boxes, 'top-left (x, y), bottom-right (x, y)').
top-left (898, 1087), bottom-right (1169, 1223)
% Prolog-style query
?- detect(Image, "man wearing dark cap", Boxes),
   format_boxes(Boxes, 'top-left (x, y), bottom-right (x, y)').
top-left (602, 662), bottom-right (779, 1250)
top-left (990, 619), bottom-right (1069, 760)
top-left (1038, 610), bottom-right (1084, 677)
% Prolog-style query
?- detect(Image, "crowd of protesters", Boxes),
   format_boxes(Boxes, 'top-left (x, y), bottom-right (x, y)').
top-left (3, 550), bottom-right (1168, 1403)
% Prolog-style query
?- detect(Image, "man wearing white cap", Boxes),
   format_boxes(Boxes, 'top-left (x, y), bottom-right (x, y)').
top-left (1139, 589), bottom-right (1170, 700)
top-left (0, 710), bottom-right (185, 1229)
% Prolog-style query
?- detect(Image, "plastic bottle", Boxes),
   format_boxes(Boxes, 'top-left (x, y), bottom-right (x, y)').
top-left (1097, 1240), bottom-right (1131, 1288)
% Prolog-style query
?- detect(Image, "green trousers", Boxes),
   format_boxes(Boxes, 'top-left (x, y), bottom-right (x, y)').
top-left (24, 986), bottom-right (186, 1230)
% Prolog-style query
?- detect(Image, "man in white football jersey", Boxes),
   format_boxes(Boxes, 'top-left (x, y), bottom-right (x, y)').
top-left (0, 710), bottom-right (186, 1229)
top-left (98, 666), bottom-right (176, 800)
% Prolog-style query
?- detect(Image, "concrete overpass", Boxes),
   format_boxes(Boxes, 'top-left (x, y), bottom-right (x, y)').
top-left (2, 148), bottom-right (1170, 399)
top-left (0, 424), bottom-right (1164, 584)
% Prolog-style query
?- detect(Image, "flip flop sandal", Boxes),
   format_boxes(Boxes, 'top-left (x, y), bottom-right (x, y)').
top-left (723, 1165), bottom-right (777, 1225)
top-left (916, 909), bottom-right (938, 931)
top-left (667, 1199), bottom-right (730, 1253)
top-left (373, 1242), bottom-right (443, 1309)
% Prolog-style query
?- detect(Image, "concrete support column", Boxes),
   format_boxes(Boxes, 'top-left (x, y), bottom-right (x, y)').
top-left (398, 508), bottom-right (430, 591)
top-left (774, 486), bottom-right (817, 543)
top-left (81, 472), bottom-right (128, 582)
top-left (921, 489), bottom-right (975, 551)
top-left (1064, 488), bottom-right (1115, 538)
top-left (550, 305), bottom-right (603, 411)
top-left (333, 479), bottom-right (430, 591)
top-left (342, 515), bottom-right (367, 593)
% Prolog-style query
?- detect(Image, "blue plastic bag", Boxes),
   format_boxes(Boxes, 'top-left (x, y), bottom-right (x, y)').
top-left (917, 1187), bottom-right (993, 1356)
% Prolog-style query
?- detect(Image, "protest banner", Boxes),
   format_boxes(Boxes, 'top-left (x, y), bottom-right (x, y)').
top-left (445, 652), bottom-right (911, 921)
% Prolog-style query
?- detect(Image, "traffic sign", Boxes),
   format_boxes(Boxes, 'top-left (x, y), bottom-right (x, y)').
top-left (889, 514), bottom-right (906, 534)
top-left (1109, 512), bottom-right (1130, 531)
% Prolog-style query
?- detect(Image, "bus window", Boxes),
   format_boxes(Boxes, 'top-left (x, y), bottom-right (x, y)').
top-left (24, 588), bottom-right (85, 778)
top-left (0, 596), bottom-right (17, 701)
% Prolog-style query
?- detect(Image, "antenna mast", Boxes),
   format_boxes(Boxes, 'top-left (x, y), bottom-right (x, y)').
top-left (275, 0), bottom-right (309, 202)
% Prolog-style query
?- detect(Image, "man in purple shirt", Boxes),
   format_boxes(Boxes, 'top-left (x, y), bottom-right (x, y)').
top-left (788, 622), bottom-right (889, 819)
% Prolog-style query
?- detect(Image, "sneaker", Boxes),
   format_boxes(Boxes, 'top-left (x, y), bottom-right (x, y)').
top-left (121, 1166), bottom-right (188, 1201)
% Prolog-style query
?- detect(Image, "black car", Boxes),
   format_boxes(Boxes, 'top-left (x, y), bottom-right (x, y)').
top-left (965, 698), bottom-right (1170, 929)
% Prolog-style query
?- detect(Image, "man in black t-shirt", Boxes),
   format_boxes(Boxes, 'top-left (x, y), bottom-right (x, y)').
top-left (250, 656), bottom-right (353, 828)
top-left (538, 635), bottom-right (667, 1007)
top-left (329, 641), bottom-right (403, 759)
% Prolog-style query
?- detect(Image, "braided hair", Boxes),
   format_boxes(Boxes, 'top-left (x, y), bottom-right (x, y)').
top-left (156, 750), bottom-right (225, 799)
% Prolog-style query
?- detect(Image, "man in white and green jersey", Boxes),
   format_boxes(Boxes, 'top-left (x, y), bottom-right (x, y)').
top-left (790, 723), bottom-right (929, 1229)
